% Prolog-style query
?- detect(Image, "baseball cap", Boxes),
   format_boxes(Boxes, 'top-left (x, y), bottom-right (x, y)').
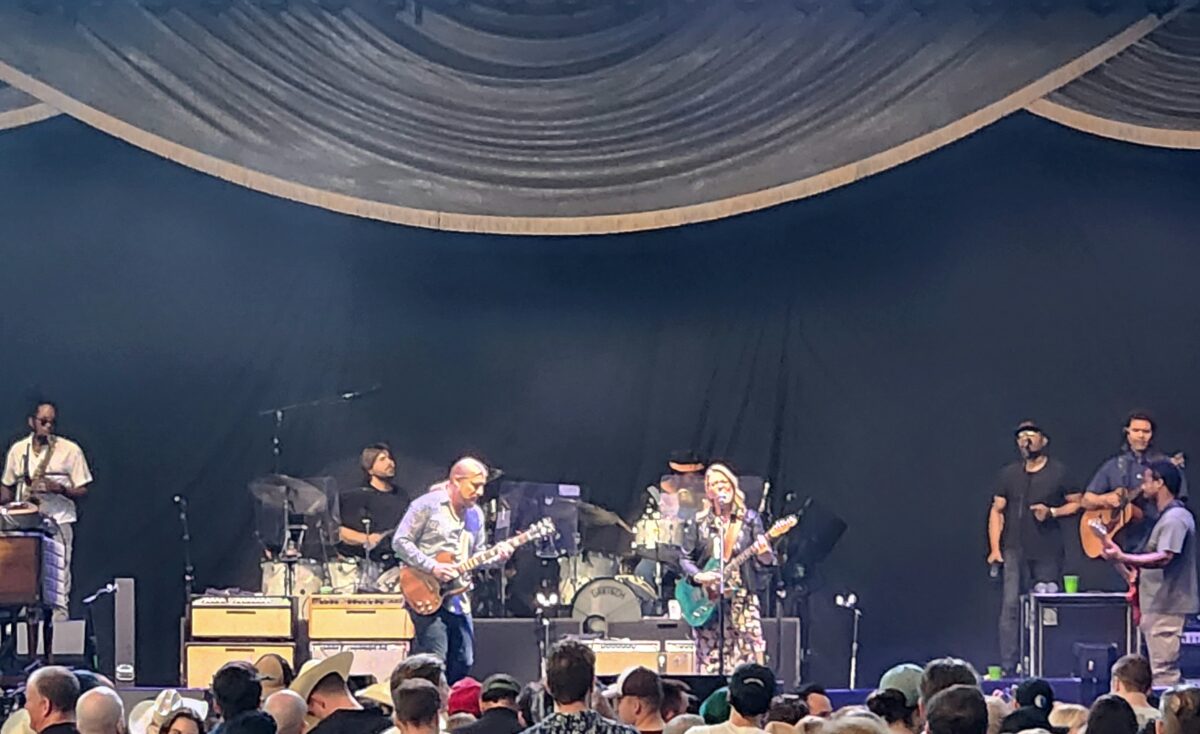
top-left (481, 674), bottom-right (522, 701)
top-left (1014, 421), bottom-right (1045, 437)
top-left (729, 663), bottom-right (776, 717)
top-left (1014, 678), bottom-right (1054, 712)
top-left (878, 663), bottom-right (924, 708)
top-left (448, 677), bottom-right (482, 717)
top-left (602, 666), bottom-right (663, 701)
top-left (699, 687), bottom-right (730, 724)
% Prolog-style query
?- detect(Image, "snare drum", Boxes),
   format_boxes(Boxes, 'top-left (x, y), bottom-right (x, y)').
top-left (260, 560), bottom-right (324, 597)
top-left (326, 559), bottom-right (360, 594)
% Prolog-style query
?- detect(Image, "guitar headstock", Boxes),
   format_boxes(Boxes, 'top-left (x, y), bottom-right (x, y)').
top-left (767, 515), bottom-right (798, 539)
top-left (528, 517), bottom-right (556, 540)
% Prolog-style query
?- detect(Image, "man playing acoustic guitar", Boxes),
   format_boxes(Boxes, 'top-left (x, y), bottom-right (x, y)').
top-left (392, 457), bottom-right (513, 684)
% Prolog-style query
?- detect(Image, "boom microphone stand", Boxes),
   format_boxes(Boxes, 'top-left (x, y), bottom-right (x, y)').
top-left (173, 495), bottom-right (195, 607)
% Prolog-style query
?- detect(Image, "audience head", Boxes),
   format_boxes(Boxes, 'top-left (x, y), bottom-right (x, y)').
top-left (825, 711), bottom-right (889, 734)
top-left (72, 672), bottom-right (115, 696)
top-left (159, 711), bottom-right (204, 734)
top-left (662, 680), bottom-right (694, 722)
top-left (26, 666), bottom-right (81, 732)
top-left (1158, 686), bottom-right (1200, 734)
top-left (1014, 679), bottom-right (1055, 715)
top-left (253, 656), bottom-right (294, 701)
top-left (801, 716), bottom-right (829, 734)
top-left (516, 682), bottom-right (554, 727)
top-left (448, 678), bottom-right (482, 718)
top-left (544, 640), bottom-right (596, 707)
top-left (261, 692), bottom-right (305, 734)
top-left (221, 712), bottom-right (275, 734)
top-left (800, 685), bottom-right (834, 719)
top-left (1086, 695), bottom-right (1138, 734)
top-left (925, 685), bottom-right (987, 734)
top-left (1048, 704), bottom-right (1088, 734)
top-left (1112, 656), bottom-right (1153, 696)
top-left (479, 674), bottom-right (521, 712)
top-left (605, 667), bottom-right (664, 727)
top-left (76, 687), bottom-right (125, 734)
top-left (290, 653), bottom-right (355, 721)
top-left (867, 689), bottom-right (917, 731)
top-left (212, 662), bottom-right (262, 719)
top-left (128, 689), bottom-right (208, 734)
top-left (391, 654), bottom-right (450, 709)
top-left (664, 714), bottom-right (706, 734)
top-left (768, 695), bottom-right (810, 726)
top-left (984, 697), bottom-right (1011, 734)
top-left (920, 660), bottom-right (980, 711)
top-left (729, 663), bottom-right (776, 720)
top-left (880, 666), bottom-right (925, 711)
top-left (392, 680), bottom-right (442, 734)
top-left (700, 688), bottom-right (730, 725)
top-left (446, 713), bottom-right (476, 731)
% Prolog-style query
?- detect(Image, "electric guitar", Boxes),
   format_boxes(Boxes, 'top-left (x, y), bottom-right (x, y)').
top-left (675, 514), bottom-right (798, 628)
top-left (400, 518), bottom-right (555, 616)
top-left (1087, 518), bottom-right (1140, 626)
top-left (1080, 452), bottom-right (1184, 558)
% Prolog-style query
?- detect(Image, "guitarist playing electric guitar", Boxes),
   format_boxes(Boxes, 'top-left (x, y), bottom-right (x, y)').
top-left (677, 463), bottom-right (777, 675)
top-left (392, 456), bottom-right (514, 684)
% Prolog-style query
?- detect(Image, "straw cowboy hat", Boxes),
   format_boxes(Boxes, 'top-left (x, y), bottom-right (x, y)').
top-left (356, 682), bottom-right (393, 710)
top-left (1, 710), bottom-right (33, 734)
top-left (128, 689), bottom-right (209, 734)
top-left (289, 651), bottom-right (354, 703)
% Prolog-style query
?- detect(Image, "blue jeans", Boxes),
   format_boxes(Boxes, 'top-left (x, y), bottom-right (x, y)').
top-left (410, 607), bottom-right (474, 684)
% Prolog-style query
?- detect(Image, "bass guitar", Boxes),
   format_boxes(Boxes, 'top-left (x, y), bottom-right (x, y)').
top-left (1087, 518), bottom-right (1140, 625)
top-left (675, 514), bottom-right (798, 628)
top-left (1080, 452), bottom-right (1184, 558)
top-left (400, 518), bottom-right (555, 616)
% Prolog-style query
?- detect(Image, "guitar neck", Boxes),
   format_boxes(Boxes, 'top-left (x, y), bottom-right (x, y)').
top-left (456, 527), bottom-right (534, 573)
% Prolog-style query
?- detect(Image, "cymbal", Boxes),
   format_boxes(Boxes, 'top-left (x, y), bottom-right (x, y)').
top-left (578, 501), bottom-right (632, 533)
top-left (249, 474), bottom-right (328, 515)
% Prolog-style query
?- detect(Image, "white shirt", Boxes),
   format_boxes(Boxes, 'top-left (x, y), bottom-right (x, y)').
top-left (689, 723), bottom-right (768, 734)
top-left (2, 434), bottom-right (93, 524)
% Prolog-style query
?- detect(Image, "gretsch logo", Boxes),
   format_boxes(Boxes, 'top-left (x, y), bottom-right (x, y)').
top-left (591, 586), bottom-right (629, 600)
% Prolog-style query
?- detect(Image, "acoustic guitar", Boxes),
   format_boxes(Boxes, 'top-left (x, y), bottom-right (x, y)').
top-left (675, 514), bottom-right (798, 628)
top-left (1087, 518), bottom-right (1140, 625)
top-left (400, 518), bottom-right (555, 616)
top-left (1079, 452), bottom-right (1184, 558)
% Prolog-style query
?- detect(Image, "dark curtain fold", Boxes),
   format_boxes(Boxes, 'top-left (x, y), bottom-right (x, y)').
top-left (0, 0), bottom-right (1155, 232)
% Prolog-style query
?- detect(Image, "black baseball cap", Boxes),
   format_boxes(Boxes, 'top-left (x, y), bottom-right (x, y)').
top-left (1014, 421), bottom-right (1045, 437)
top-left (729, 663), bottom-right (775, 717)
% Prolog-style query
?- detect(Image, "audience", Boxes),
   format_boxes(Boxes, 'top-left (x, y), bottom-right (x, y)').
top-left (767, 696), bottom-right (809, 726)
top-left (824, 713), bottom-right (888, 734)
top-left (76, 689), bottom-right (125, 734)
top-left (449, 679), bottom-right (483, 719)
top-left (689, 663), bottom-right (777, 734)
top-left (25, 666), bottom-right (82, 734)
top-left (924, 685), bottom-right (987, 734)
top-left (799, 688), bottom-right (833, 721)
top-left (128, 690), bottom-right (209, 734)
top-left (211, 663), bottom-right (262, 733)
top-left (261, 692), bottom-right (305, 734)
top-left (391, 654), bottom-right (452, 726)
top-left (799, 718), bottom-right (827, 734)
top-left (523, 640), bottom-right (634, 734)
top-left (1111, 656), bottom-right (1161, 729)
top-left (1159, 686), bottom-right (1200, 734)
top-left (220, 713), bottom-right (273, 734)
top-left (663, 715), bottom-right (705, 734)
top-left (1048, 704), bottom-right (1087, 734)
top-left (158, 712), bottom-right (203, 734)
top-left (699, 690), bottom-right (730, 726)
top-left (391, 681), bottom-right (441, 734)
top-left (254, 657), bottom-right (295, 703)
top-left (1086, 695), bottom-right (1139, 734)
top-left (984, 698), bottom-right (1010, 734)
top-left (447, 714), bottom-right (477, 731)
top-left (662, 682), bottom-right (695, 724)
top-left (920, 661), bottom-right (980, 713)
top-left (516, 683), bottom-right (554, 728)
top-left (606, 667), bottom-right (666, 734)
top-left (290, 652), bottom-right (390, 734)
top-left (867, 691), bottom-right (917, 734)
top-left (1000, 678), bottom-right (1059, 734)
top-left (453, 674), bottom-right (523, 734)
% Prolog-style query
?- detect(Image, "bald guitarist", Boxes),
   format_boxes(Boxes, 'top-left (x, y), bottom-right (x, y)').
top-left (392, 457), bottom-right (513, 684)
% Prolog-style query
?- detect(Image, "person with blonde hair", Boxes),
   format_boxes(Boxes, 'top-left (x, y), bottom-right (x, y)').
top-left (1047, 704), bottom-right (1087, 734)
top-left (1158, 685), bottom-right (1200, 734)
top-left (678, 464), bottom-right (776, 673)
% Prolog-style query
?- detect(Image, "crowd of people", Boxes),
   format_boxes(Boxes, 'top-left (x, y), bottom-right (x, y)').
top-left (6, 647), bottom-right (1200, 734)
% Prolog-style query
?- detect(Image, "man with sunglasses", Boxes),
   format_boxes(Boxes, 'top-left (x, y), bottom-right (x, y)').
top-left (1, 400), bottom-right (93, 620)
top-left (986, 421), bottom-right (1081, 675)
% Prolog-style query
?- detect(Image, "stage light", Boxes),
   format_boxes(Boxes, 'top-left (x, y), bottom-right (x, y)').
top-left (535, 590), bottom-right (559, 608)
top-left (835, 591), bottom-right (858, 608)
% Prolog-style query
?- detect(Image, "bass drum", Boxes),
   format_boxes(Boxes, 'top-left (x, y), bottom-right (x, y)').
top-left (260, 560), bottom-right (323, 597)
top-left (558, 553), bottom-right (621, 604)
top-left (570, 576), bottom-right (656, 624)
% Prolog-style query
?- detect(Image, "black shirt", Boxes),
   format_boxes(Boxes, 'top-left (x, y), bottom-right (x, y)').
top-left (995, 457), bottom-right (1074, 559)
top-left (40, 723), bottom-right (80, 734)
top-left (455, 708), bottom-right (525, 734)
top-left (336, 484), bottom-right (408, 560)
top-left (308, 708), bottom-right (393, 734)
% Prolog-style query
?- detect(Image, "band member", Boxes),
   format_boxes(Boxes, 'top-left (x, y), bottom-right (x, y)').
top-left (1101, 461), bottom-right (1198, 685)
top-left (392, 457), bottom-right (511, 684)
top-left (633, 451), bottom-right (706, 604)
top-left (1083, 411), bottom-right (1188, 553)
top-left (986, 421), bottom-right (1080, 674)
top-left (678, 463), bottom-right (775, 674)
top-left (0, 400), bottom-right (93, 620)
top-left (337, 443), bottom-right (407, 576)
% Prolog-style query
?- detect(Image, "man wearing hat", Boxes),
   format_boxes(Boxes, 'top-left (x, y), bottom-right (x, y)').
top-left (689, 663), bottom-right (776, 734)
top-left (452, 675), bottom-right (523, 734)
top-left (290, 652), bottom-right (391, 734)
top-left (986, 421), bottom-right (1081, 675)
top-left (999, 678), bottom-right (1065, 734)
top-left (604, 667), bottom-right (666, 734)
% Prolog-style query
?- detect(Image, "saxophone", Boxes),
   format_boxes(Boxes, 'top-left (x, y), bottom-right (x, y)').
top-left (15, 436), bottom-right (57, 507)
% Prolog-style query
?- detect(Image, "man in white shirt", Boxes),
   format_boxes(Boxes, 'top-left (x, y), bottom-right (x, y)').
top-left (1110, 655), bottom-right (1161, 728)
top-left (688, 664), bottom-right (775, 734)
top-left (1, 401), bottom-right (94, 619)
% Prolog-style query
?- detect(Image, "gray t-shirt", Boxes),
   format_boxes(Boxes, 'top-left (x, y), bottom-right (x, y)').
top-left (1139, 502), bottom-right (1199, 615)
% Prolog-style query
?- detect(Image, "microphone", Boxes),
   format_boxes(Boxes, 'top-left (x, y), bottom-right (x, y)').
top-left (339, 384), bottom-right (381, 401)
top-left (83, 582), bottom-right (117, 605)
top-left (173, 495), bottom-right (188, 508)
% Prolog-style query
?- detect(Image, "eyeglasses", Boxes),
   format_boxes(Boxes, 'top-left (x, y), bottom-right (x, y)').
top-left (35, 418), bottom-right (55, 426)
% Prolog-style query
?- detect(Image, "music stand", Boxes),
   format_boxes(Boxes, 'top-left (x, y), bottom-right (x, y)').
top-left (497, 481), bottom-right (580, 557)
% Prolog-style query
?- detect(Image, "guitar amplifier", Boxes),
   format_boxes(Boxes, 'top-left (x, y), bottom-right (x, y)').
top-left (190, 596), bottom-right (293, 639)
top-left (309, 641), bottom-right (410, 684)
top-left (184, 642), bottom-right (295, 688)
top-left (1022, 592), bottom-right (1134, 676)
top-left (664, 640), bottom-right (696, 675)
top-left (582, 639), bottom-right (661, 676)
top-left (308, 595), bottom-right (413, 640)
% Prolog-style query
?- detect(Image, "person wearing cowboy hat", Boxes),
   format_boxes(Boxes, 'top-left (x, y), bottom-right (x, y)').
top-left (290, 653), bottom-right (390, 734)
top-left (127, 691), bottom-right (208, 734)
top-left (987, 420), bottom-right (1080, 675)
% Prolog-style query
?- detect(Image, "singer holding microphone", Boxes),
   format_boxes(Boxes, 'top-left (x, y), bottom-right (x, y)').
top-left (987, 420), bottom-right (1081, 675)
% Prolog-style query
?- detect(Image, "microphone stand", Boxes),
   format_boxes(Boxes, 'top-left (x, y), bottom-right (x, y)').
top-left (717, 514), bottom-right (727, 678)
top-left (258, 385), bottom-right (381, 476)
top-left (174, 497), bottom-right (195, 606)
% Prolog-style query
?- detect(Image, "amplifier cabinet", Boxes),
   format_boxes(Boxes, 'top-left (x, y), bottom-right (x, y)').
top-left (1022, 592), bottom-right (1134, 677)
top-left (190, 597), bottom-right (294, 640)
top-left (184, 643), bottom-right (295, 688)
top-left (582, 640), bottom-right (661, 676)
top-left (663, 640), bottom-right (696, 675)
top-left (309, 641), bottom-right (410, 685)
top-left (308, 595), bottom-right (413, 641)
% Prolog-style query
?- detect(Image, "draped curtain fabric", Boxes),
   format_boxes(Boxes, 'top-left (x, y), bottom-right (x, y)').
top-left (0, 0), bottom-right (1173, 234)
top-left (1028, 6), bottom-right (1200, 149)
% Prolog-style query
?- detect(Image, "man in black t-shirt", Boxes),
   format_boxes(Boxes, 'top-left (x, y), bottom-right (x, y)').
top-left (986, 421), bottom-right (1082, 674)
top-left (337, 443), bottom-right (408, 565)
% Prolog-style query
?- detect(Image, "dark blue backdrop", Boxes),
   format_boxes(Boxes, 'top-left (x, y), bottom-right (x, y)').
top-left (1, 112), bottom-right (1198, 687)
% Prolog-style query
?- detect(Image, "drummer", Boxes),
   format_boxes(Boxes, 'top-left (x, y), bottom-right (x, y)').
top-left (336, 443), bottom-right (408, 568)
